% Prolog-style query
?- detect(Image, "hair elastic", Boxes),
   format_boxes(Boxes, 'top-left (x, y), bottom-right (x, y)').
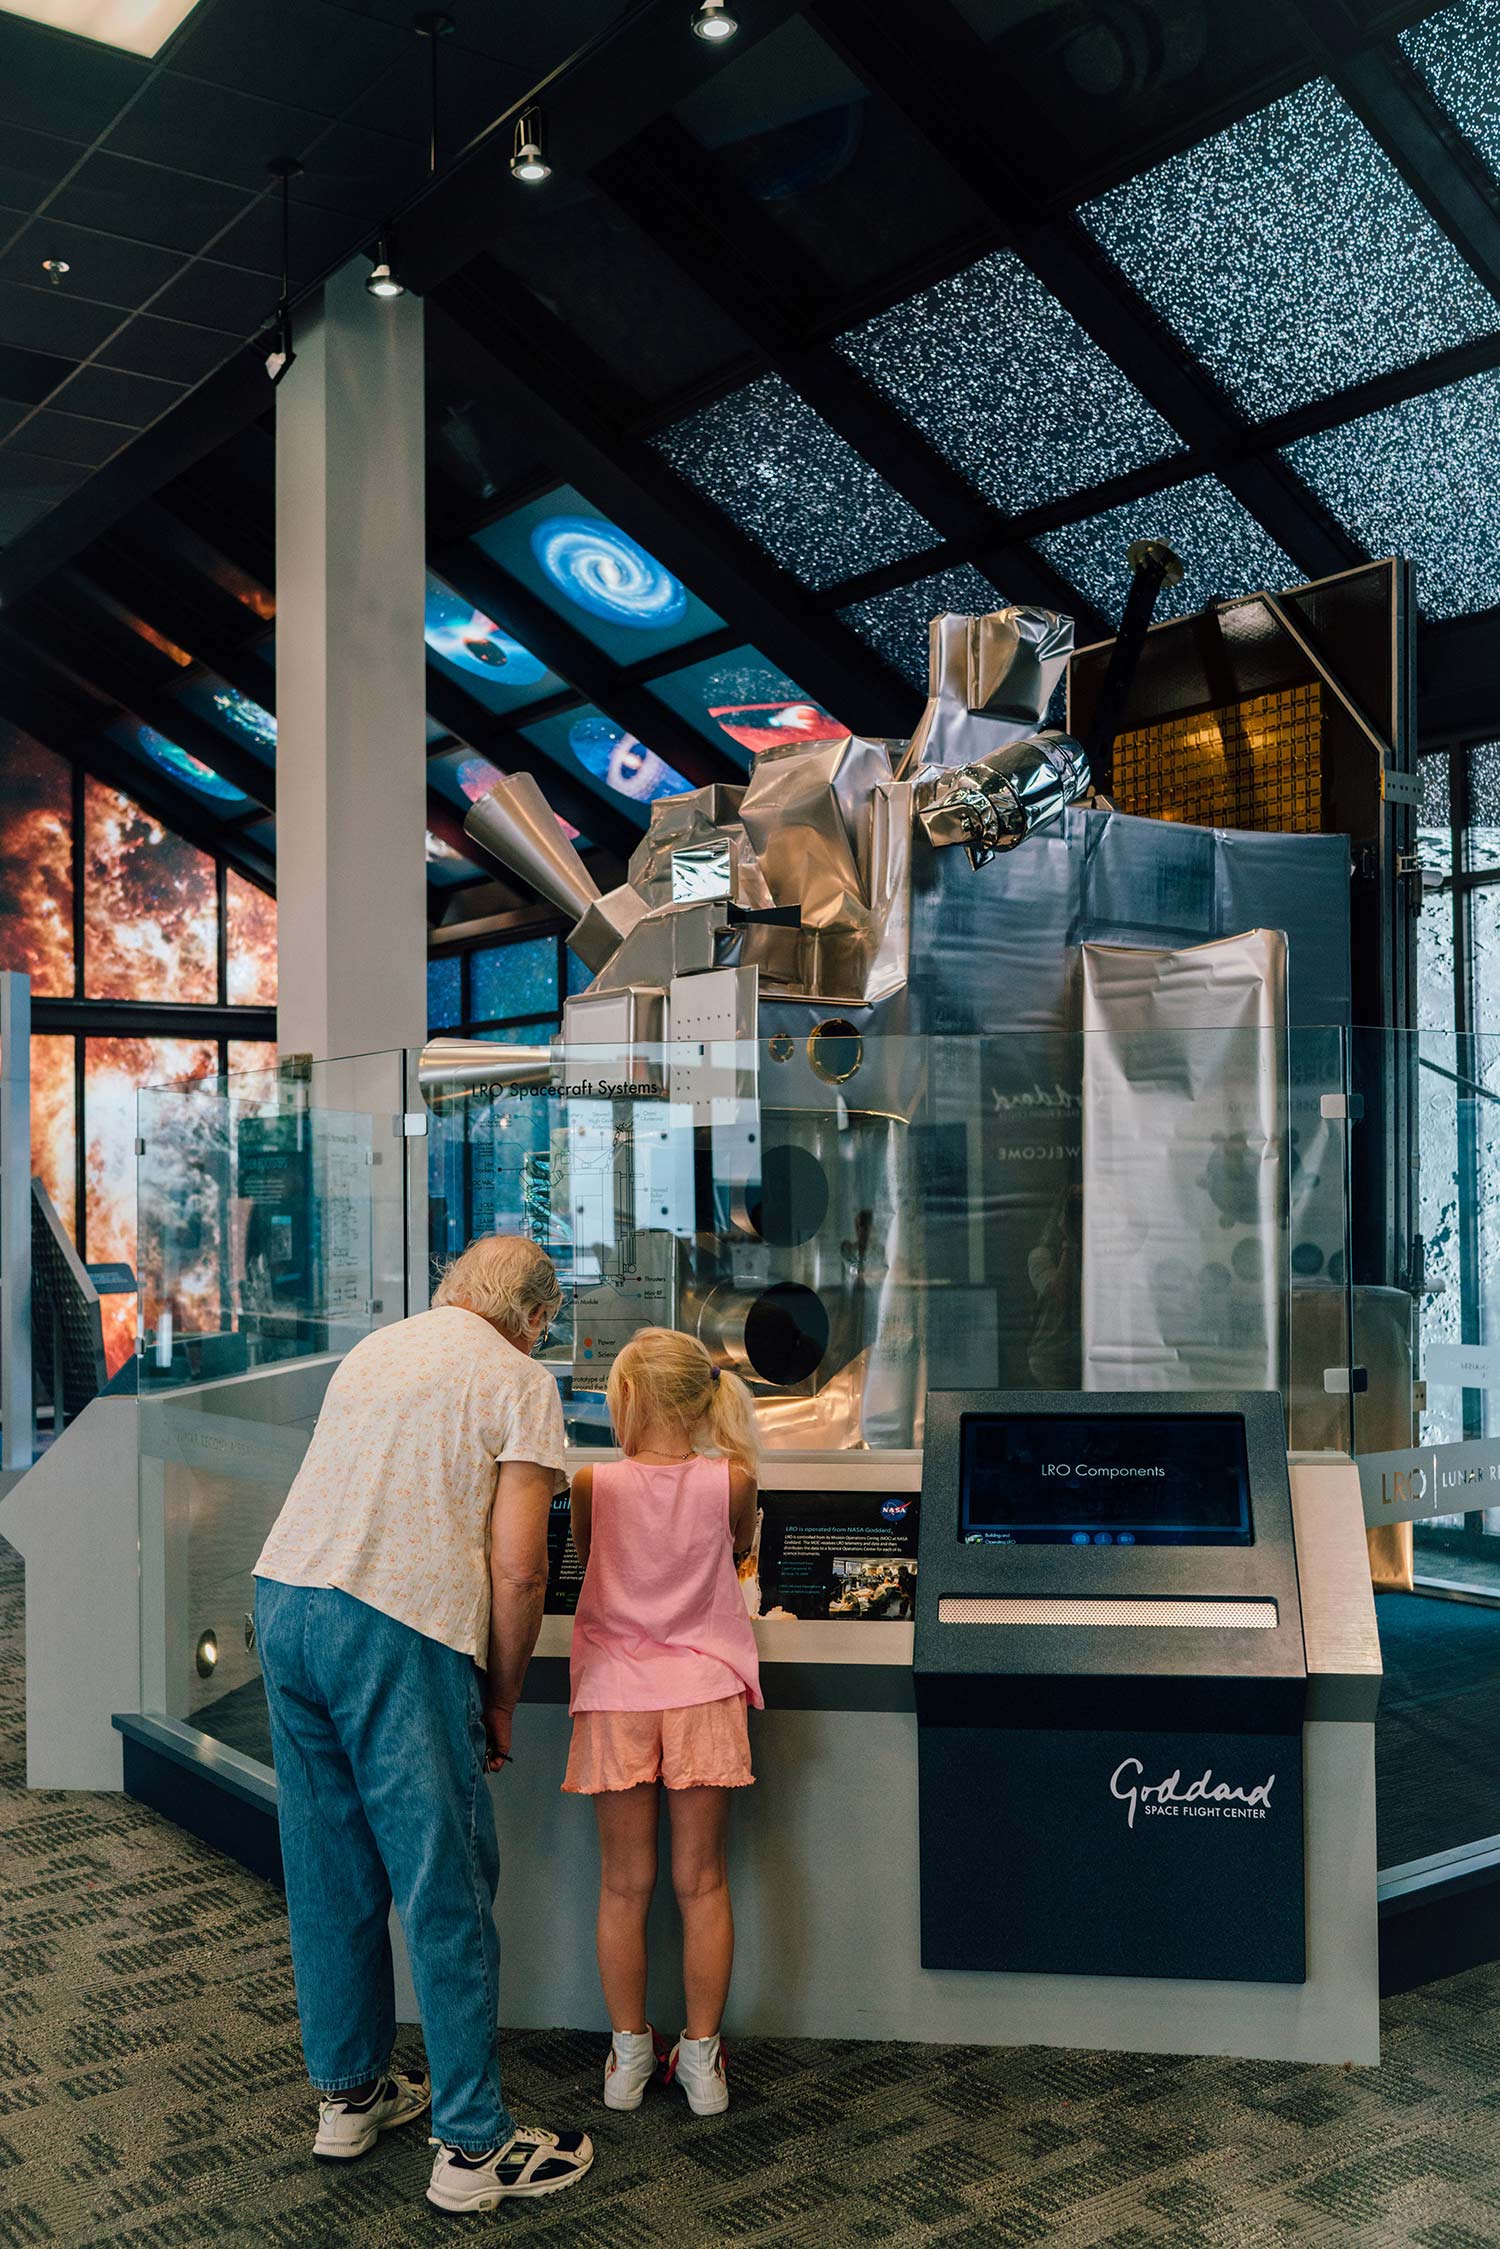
top-left (710, 1365), bottom-right (721, 1383)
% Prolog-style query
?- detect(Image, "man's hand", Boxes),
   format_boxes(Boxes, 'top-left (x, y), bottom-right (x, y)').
top-left (484, 1700), bottom-right (514, 1773)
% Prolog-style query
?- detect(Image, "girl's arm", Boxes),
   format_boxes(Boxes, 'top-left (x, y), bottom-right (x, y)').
top-left (729, 1464), bottom-right (759, 1563)
top-left (570, 1463), bottom-right (593, 1569)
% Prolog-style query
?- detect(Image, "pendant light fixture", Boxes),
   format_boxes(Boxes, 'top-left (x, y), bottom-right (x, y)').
top-left (265, 157), bottom-right (303, 386)
top-left (510, 105), bottom-right (551, 183)
top-left (690, 0), bottom-right (738, 41)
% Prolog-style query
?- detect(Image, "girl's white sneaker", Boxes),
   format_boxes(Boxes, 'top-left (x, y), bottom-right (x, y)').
top-left (667, 2031), bottom-right (729, 2116)
top-left (603, 2027), bottom-right (660, 2111)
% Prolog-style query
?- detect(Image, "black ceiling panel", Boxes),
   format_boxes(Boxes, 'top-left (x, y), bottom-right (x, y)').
top-left (51, 363), bottom-right (186, 428)
top-left (103, 74), bottom-right (339, 195)
top-left (148, 258), bottom-right (280, 334)
top-left (337, 0), bottom-right (635, 70)
top-left (96, 315), bottom-right (240, 383)
top-left (490, 183), bottom-right (752, 410)
top-left (0, 215), bottom-right (186, 312)
top-left (49, 151), bottom-right (251, 256)
top-left (5, 408), bottom-right (135, 467)
top-left (212, 192), bottom-right (367, 284)
top-left (167, 0), bottom-right (410, 115)
top-left (0, 277), bottom-right (123, 358)
top-left (0, 341), bottom-right (77, 410)
top-left (286, 120), bottom-right (430, 219)
top-left (0, 126), bottom-right (90, 213)
top-left (0, 453), bottom-right (88, 544)
top-left (0, 13), bottom-right (149, 141)
top-left (347, 42), bottom-right (523, 155)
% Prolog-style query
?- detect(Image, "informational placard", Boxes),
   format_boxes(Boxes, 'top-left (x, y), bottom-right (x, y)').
top-left (758, 1490), bottom-right (918, 1619)
top-left (545, 1489), bottom-right (585, 1615)
top-left (314, 1113), bottom-right (373, 1320)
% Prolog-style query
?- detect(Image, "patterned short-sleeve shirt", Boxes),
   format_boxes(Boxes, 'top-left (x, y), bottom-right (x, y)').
top-left (255, 1306), bottom-right (566, 1664)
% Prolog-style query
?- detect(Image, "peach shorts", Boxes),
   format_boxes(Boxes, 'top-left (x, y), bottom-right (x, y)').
top-left (563, 1694), bottom-right (753, 1794)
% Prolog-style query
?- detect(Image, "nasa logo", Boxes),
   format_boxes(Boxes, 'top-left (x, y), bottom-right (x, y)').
top-left (881, 1499), bottom-right (910, 1523)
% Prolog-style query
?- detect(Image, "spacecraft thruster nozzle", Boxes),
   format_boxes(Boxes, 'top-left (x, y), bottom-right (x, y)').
top-left (917, 730), bottom-right (1091, 869)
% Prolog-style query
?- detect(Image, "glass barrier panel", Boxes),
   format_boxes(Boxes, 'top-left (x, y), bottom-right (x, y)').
top-left (137, 1050), bottom-right (408, 1757)
top-left (420, 1029), bottom-right (1351, 1456)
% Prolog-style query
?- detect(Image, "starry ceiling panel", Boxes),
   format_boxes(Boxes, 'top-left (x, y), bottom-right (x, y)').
top-left (1082, 77), bottom-right (1500, 421)
top-left (1035, 476), bottom-right (1300, 625)
top-left (835, 247), bottom-right (1183, 515)
top-left (653, 373), bottom-right (937, 591)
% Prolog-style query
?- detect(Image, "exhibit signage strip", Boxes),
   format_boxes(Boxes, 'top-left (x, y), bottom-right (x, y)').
top-left (1355, 1437), bottom-right (1500, 1525)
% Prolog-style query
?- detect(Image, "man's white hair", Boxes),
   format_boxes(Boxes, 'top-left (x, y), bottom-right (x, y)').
top-left (432, 1234), bottom-right (562, 1335)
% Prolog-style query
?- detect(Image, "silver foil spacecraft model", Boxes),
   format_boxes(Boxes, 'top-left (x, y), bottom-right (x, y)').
top-left (423, 606), bottom-right (1352, 1447)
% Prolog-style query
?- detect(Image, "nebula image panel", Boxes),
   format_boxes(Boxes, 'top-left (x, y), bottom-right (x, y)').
top-left (449, 752), bottom-right (582, 843)
top-left (86, 1036), bottom-right (220, 1374)
top-left (424, 578), bottom-right (559, 714)
top-left (123, 723), bottom-right (249, 805)
top-left (0, 734), bottom-right (74, 998)
top-left (30, 1033), bottom-right (76, 1239)
top-left (226, 869), bottom-right (277, 1005)
top-left (227, 1040), bottom-right (277, 1080)
top-left (84, 777), bottom-right (218, 1004)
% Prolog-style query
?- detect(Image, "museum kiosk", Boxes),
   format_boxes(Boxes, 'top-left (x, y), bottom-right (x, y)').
top-left (4, 569), bottom-right (1421, 2065)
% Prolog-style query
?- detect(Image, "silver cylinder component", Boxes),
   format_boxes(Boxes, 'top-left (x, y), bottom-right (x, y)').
top-left (917, 730), bottom-right (1091, 868)
top-left (418, 1037), bottom-right (557, 1103)
top-left (463, 771), bottom-right (601, 925)
top-left (688, 1279), bottom-right (832, 1389)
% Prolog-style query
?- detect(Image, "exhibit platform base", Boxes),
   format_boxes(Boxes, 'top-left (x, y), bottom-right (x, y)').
top-left (121, 1699), bottom-right (1380, 2065)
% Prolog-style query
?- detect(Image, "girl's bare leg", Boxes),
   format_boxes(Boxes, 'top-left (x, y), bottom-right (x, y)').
top-left (593, 1783), bottom-right (659, 2031)
top-left (667, 1786), bottom-right (732, 2039)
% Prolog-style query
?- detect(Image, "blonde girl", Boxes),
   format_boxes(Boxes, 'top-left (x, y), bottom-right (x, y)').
top-left (564, 1328), bottom-right (761, 2118)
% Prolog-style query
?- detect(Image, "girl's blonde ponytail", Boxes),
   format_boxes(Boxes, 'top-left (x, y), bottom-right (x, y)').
top-left (706, 1365), bottom-right (759, 1477)
top-left (607, 1326), bottom-right (761, 1473)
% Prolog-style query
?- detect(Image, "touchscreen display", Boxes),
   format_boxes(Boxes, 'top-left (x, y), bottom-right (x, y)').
top-left (959, 1413), bottom-right (1253, 1547)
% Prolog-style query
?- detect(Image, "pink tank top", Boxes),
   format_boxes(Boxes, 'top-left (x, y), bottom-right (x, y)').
top-left (569, 1455), bottom-right (763, 1715)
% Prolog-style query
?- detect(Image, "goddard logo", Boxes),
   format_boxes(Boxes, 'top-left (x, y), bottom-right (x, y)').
top-left (1109, 1757), bottom-right (1276, 1831)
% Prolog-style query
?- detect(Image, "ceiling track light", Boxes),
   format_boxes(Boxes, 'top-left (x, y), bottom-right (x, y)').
top-left (510, 105), bottom-right (551, 183)
top-left (690, 0), bottom-right (738, 41)
top-left (42, 257), bottom-right (69, 285)
top-left (265, 156), bottom-right (304, 386)
top-left (366, 234), bottom-right (405, 298)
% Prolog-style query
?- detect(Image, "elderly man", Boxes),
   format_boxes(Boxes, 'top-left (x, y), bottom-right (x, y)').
top-left (253, 1234), bottom-right (593, 2215)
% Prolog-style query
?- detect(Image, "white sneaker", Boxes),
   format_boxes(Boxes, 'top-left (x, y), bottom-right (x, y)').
top-left (668, 2031), bottom-right (729, 2116)
top-left (312, 2068), bottom-right (430, 2160)
top-left (426, 2125), bottom-right (595, 2210)
top-left (603, 2026), bottom-right (661, 2110)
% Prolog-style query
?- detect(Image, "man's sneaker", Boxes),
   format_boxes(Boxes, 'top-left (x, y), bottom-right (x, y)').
top-left (426, 2125), bottom-right (595, 2211)
top-left (313, 2069), bottom-right (430, 2161)
top-left (603, 2026), bottom-right (663, 2111)
top-left (667, 2032), bottom-right (729, 2116)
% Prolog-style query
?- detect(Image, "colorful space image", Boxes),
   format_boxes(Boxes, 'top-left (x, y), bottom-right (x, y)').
top-left (475, 488), bottom-right (721, 665)
top-left (425, 579), bottom-right (548, 691)
top-left (649, 648), bottom-right (846, 758)
top-left (210, 685), bottom-right (277, 752)
top-left (86, 1036), bottom-right (220, 1374)
top-left (129, 723), bottom-right (248, 805)
top-left (530, 515), bottom-right (687, 633)
top-left (567, 712), bottom-right (689, 804)
top-left (29, 1034), bottom-right (76, 1240)
top-left (0, 733), bottom-right (73, 997)
top-left (83, 778), bottom-right (218, 1004)
top-left (225, 869), bottom-right (277, 1006)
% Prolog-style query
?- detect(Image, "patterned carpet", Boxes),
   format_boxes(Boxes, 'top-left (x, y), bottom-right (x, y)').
top-left (5, 1538), bottom-right (1500, 2249)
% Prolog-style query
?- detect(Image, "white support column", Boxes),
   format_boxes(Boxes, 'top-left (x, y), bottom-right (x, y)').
top-left (1, 971), bottom-right (33, 1473)
top-left (275, 258), bottom-right (428, 1062)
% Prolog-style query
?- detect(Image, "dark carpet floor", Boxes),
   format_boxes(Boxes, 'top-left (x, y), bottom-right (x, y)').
top-left (8, 1539), bottom-right (1500, 2248)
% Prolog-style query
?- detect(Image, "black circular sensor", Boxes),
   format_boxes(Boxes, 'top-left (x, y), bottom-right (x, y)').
top-left (745, 1143), bottom-right (830, 1248)
top-left (1290, 1241), bottom-right (1326, 1277)
top-left (743, 1282), bottom-right (830, 1387)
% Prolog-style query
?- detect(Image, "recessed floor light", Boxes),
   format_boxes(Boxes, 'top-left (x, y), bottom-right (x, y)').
top-left (0, 1), bottom-right (205, 59)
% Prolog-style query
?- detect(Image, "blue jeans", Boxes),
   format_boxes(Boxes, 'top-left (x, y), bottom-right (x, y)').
top-left (254, 1579), bottom-right (512, 2154)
